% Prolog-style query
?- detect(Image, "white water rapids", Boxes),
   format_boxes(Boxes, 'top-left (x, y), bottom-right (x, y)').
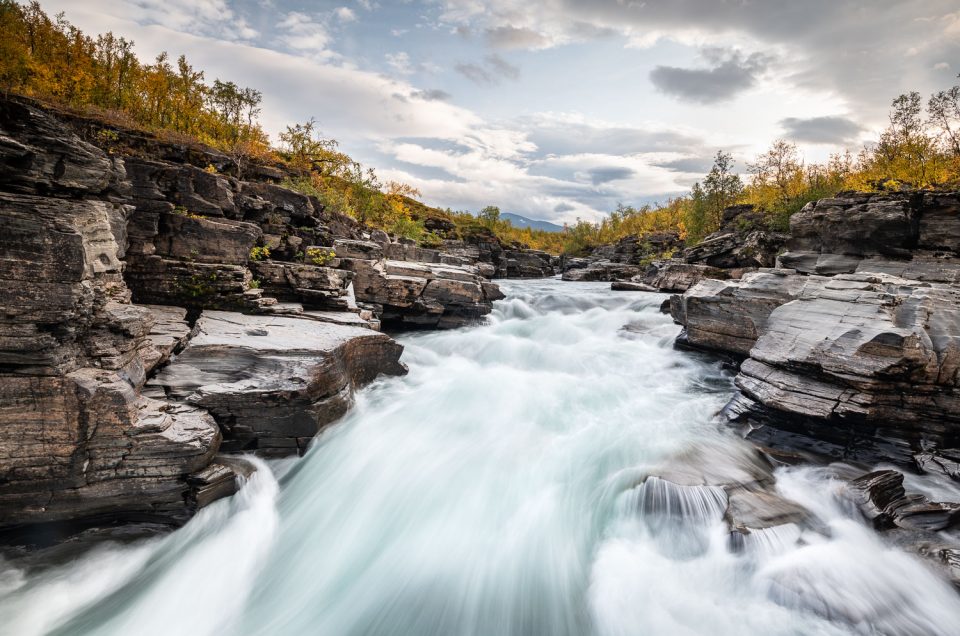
top-left (2, 279), bottom-right (960, 635)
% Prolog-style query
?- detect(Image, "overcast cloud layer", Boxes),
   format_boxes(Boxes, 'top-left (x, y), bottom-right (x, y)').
top-left (38, 0), bottom-right (960, 222)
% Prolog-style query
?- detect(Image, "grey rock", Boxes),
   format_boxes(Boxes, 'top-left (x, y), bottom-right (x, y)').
top-left (671, 270), bottom-right (817, 356)
top-left (150, 311), bottom-right (406, 456)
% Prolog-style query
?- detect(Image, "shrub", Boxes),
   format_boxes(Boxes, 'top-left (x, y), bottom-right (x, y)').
top-left (249, 246), bottom-right (271, 261)
top-left (305, 247), bottom-right (335, 266)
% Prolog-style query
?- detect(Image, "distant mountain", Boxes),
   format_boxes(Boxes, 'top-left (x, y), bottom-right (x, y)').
top-left (501, 213), bottom-right (564, 233)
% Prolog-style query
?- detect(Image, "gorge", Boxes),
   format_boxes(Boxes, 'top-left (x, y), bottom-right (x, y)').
top-left (5, 280), bottom-right (960, 636)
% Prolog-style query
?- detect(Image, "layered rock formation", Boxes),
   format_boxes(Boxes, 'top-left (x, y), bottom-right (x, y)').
top-left (672, 191), bottom-right (960, 464)
top-left (151, 312), bottom-right (405, 456)
top-left (335, 239), bottom-right (505, 328)
top-left (0, 113), bottom-right (223, 528)
top-left (0, 95), bottom-right (428, 533)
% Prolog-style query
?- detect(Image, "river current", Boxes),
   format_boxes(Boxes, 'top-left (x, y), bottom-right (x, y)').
top-left (2, 279), bottom-right (959, 635)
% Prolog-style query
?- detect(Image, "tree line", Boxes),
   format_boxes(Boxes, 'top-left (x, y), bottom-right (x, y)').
top-left (0, 1), bottom-right (270, 170)
top-left (555, 83), bottom-right (960, 255)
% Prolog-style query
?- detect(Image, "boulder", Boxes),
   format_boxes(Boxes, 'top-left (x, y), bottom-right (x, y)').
top-left (684, 230), bottom-right (787, 269)
top-left (150, 311), bottom-right (406, 456)
top-left (611, 281), bottom-right (657, 292)
top-left (640, 261), bottom-right (731, 293)
top-left (339, 253), bottom-right (501, 329)
top-left (844, 470), bottom-right (960, 532)
top-left (671, 270), bottom-right (818, 356)
top-left (728, 274), bottom-right (960, 463)
top-left (0, 369), bottom-right (220, 528)
top-left (562, 262), bottom-right (642, 282)
top-left (501, 249), bottom-right (556, 278)
top-left (153, 212), bottom-right (261, 265)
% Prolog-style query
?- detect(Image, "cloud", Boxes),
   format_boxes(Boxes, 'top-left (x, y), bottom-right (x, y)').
top-left (334, 7), bottom-right (357, 23)
top-left (435, 0), bottom-right (960, 120)
top-left (486, 26), bottom-right (550, 49)
top-left (82, 0), bottom-right (260, 40)
top-left (584, 166), bottom-right (636, 185)
top-left (554, 202), bottom-right (575, 213)
top-left (651, 156), bottom-right (716, 174)
top-left (386, 51), bottom-right (413, 74)
top-left (779, 115), bottom-right (866, 144)
top-left (522, 112), bottom-right (705, 156)
top-left (455, 54), bottom-right (520, 85)
top-left (650, 48), bottom-right (770, 104)
top-left (486, 54), bottom-right (520, 80)
top-left (411, 89), bottom-right (452, 101)
top-left (277, 12), bottom-right (334, 59)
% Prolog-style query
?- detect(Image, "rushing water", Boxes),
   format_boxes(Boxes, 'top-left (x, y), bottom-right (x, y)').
top-left (3, 279), bottom-right (960, 635)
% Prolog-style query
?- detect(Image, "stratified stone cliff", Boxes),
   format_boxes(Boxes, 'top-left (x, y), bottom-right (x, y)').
top-left (670, 191), bottom-right (960, 465)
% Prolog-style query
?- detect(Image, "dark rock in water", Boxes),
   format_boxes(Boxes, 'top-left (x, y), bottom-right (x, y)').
top-left (735, 274), bottom-right (960, 458)
top-left (185, 455), bottom-right (258, 509)
top-left (151, 311), bottom-right (406, 456)
top-left (0, 148), bottom-right (224, 529)
top-left (337, 239), bottom-right (503, 328)
top-left (846, 470), bottom-right (908, 529)
top-left (640, 261), bottom-right (733, 293)
top-left (914, 449), bottom-right (960, 481)
top-left (0, 370), bottom-right (221, 528)
top-left (562, 263), bottom-right (642, 282)
top-left (725, 487), bottom-right (808, 533)
top-left (723, 392), bottom-right (917, 466)
top-left (674, 263), bottom-right (960, 463)
top-left (895, 501), bottom-right (960, 532)
top-left (659, 298), bottom-right (671, 314)
top-left (844, 469), bottom-right (960, 532)
top-left (611, 281), bottom-right (657, 292)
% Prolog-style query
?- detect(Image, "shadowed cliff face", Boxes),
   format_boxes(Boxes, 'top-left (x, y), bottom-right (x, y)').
top-left (0, 96), bottom-right (414, 532)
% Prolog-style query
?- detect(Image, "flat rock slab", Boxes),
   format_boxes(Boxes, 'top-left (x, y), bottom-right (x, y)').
top-left (150, 311), bottom-right (406, 456)
top-left (140, 304), bottom-right (191, 374)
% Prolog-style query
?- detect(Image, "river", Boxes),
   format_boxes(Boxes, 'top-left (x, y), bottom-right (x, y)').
top-left (2, 279), bottom-right (959, 635)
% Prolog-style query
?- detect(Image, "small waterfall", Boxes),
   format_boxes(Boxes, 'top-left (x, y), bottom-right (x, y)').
top-left (629, 476), bottom-right (729, 523)
top-left (621, 475), bottom-right (729, 559)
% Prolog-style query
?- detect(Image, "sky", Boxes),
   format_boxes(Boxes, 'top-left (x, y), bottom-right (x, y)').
top-left (38, 0), bottom-right (960, 223)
